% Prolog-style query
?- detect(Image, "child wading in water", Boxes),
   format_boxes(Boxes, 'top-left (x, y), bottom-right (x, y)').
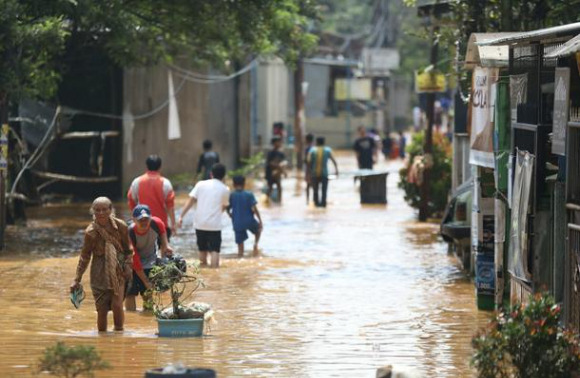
top-left (228, 175), bottom-right (263, 257)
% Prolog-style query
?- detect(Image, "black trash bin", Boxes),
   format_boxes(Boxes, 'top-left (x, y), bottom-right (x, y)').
top-left (354, 170), bottom-right (388, 204)
top-left (145, 368), bottom-right (216, 378)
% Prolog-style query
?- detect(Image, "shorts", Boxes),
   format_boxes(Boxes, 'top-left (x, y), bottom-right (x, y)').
top-left (128, 268), bottom-right (152, 296)
top-left (196, 229), bottom-right (222, 252)
top-left (234, 222), bottom-right (260, 244)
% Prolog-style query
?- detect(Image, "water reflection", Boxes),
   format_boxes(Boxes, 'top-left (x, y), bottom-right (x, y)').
top-left (0, 153), bottom-right (488, 377)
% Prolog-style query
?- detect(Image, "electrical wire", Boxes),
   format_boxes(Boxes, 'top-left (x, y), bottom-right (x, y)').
top-left (10, 106), bottom-right (61, 196)
top-left (169, 59), bottom-right (257, 84)
top-left (61, 77), bottom-right (188, 121)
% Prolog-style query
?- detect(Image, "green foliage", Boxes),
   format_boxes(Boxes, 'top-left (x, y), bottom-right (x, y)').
top-left (398, 132), bottom-right (451, 217)
top-left (0, 0), bottom-right (319, 109)
top-left (228, 152), bottom-right (265, 178)
top-left (0, 0), bottom-right (69, 101)
top-left (148, 261), bottom-right (204, 319)
top-left (318, 0), bottom-right (375, 35)
top-left (38, 341), bottom-right (110, 378)
top-left (472, 293), bottom-right (580, 378)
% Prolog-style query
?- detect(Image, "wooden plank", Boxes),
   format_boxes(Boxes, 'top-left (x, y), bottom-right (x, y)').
top-left (31, 170), bottom-right (118, 183)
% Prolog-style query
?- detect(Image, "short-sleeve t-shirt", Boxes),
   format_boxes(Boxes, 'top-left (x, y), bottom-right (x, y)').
top-left (229, 190), bottom-right (258, 231)
top-left (189, 179), bottom-right (230, 231)
top-left (308, 146), bottom-right (333, 178)
top-left (129, 216), bottom-right (166, 270)
top-left (353, 136), bottom-right (375, 169)
top-left (197, 151), bottom-right (220, 180)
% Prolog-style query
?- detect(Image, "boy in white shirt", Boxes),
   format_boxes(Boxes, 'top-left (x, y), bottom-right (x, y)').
top-left (178, 163), bottom-right (229, 268)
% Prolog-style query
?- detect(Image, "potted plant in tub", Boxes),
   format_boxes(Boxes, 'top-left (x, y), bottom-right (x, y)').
top-left (148, 258), bottom-right (213, 337)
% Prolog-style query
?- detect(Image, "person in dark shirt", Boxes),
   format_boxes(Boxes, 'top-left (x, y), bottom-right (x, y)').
top-left (227, 176), bottom-right (263, 257)
top-left (304, 133), bottom-right (315, 204)
top-left (353, 126), bottom-right (376, 169)
top-left (197, 139), bottom-right (220, 180)
top-left (265, 136), bottom-right (287, 203)
top-left (398, 131), bottom-right (407, 159)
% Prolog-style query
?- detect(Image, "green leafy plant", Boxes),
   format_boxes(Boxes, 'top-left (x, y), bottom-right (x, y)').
top-left (148, 261), bottom-right (206, 320)
top-left (398, 131), bottom-right (451, 218)
top-left (37, 341), bottom-right (110, 378)
top-left (472, 293), bottom-right (580, 378)
top-left (228, 152), bottom-right (264, 178)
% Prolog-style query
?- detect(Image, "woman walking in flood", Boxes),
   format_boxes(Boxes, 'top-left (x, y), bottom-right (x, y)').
top-left (70, 197), bottom-right (133, 332)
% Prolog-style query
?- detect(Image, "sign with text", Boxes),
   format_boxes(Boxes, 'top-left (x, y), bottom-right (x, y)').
top-left (334, 78), bottom-right (372, 101)
top-left (414, 71), bottom-right (446, 93)
top-left (470, 66), bottom-right (498, 168)
top-left (552, 67), bottom-right (570, 156)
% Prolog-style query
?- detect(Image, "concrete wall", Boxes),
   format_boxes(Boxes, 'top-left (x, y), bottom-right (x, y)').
top-left (122, 65), bottom-right (250, 189)
top-left (256, 59), bottom-right (291, 147)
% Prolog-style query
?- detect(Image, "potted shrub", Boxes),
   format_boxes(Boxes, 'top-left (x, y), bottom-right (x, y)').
top-left (472, 292), bottom-right (580, 377)
top-left (147, 259), bottom-right (213, 337)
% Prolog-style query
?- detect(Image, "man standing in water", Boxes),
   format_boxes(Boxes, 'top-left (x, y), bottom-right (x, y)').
top-left (353, 125), bottom-right (376, 170)
top-left (308, 137), bottom-right (339, 208)
top-left (265, 136), bottom-right (287, 203)
top-left (178, 163), bottom-right (229, 268)
top-left (128, 155), bottom-right (177, 240)
top-left (197, 139), bottom-right (220, 180)
top-left (304, 133), bottom-right (315, 204)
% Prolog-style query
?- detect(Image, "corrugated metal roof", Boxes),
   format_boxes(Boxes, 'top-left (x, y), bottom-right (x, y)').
top-left (545, 33), bottom-right (580, 58)
top-left (464, 33), bottom-right (517, 68)
top-left (478, 22), bottom-right (580, 46)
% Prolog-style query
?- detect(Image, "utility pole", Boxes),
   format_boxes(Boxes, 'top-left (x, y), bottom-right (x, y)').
top-left (419, 24), bottom-right (439, 222)
top-left (294, 58), bottom-right (305, 168)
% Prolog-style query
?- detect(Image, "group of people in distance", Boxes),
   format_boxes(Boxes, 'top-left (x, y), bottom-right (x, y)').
top-left (265, 134), bottom-right (339, 208)
top-left (70, 152), bottom-right (263, 332)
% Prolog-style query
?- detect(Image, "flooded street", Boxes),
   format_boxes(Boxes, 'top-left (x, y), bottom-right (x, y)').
top-left (0, 152), bottom-right (489, 377)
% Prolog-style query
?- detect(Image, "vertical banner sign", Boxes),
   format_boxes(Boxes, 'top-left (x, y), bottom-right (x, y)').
top-left (469, 67), bottom-right (498, 168)
top-left (0, 124), bottom-right (8, 172)
top-left (552, 67), bottom-right (570, 156)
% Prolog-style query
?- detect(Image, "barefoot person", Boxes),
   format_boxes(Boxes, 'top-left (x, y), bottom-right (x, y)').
top-left (178, 163), bottom-right (229, 268)
top-left (265, 136), bottom-right (287, 203)
top-left (70, 197), bottom-right (133, 332)
top-left (308, 137), bottom-right (339, 208)
top-left (227, 175), bottom-right (263, 257)
top-left (125, 204), bottom-right (173, 311)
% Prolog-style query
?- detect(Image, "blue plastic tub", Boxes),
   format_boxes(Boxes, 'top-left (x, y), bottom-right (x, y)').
top-left (157, 318), bottom-right (204, 337)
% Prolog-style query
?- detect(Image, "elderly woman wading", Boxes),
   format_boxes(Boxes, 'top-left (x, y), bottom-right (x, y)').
top-left (70, 197), bottom-right (133, 332)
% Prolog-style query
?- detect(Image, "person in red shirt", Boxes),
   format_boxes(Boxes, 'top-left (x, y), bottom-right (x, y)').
top-left (127, 155), bottom-right (176, 239)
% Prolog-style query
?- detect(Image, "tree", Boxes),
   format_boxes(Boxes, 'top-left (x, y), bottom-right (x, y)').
top-left (0, 0), bottom-right (68, 122)
top-left (1, 0), bottom-right (319, 109)
top-left (0, 0), bottom-right (320, 246)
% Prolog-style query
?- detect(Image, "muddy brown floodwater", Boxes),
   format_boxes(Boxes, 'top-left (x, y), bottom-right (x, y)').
top-left (0, 152), bottom-right (490, 377)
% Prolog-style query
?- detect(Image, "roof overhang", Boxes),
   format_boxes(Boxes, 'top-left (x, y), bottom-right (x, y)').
top-left (478, 22), bottom-right (580, 46)
top-left (464, 33), bottom-right (517, 69)
top-left (545, 33), bottom-right (580, 58)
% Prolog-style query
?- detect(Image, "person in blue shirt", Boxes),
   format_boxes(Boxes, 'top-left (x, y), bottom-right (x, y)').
top-left (308, 137), bottom-right (339, 208)
top-left (227, 175), bottom-right (264, 257)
